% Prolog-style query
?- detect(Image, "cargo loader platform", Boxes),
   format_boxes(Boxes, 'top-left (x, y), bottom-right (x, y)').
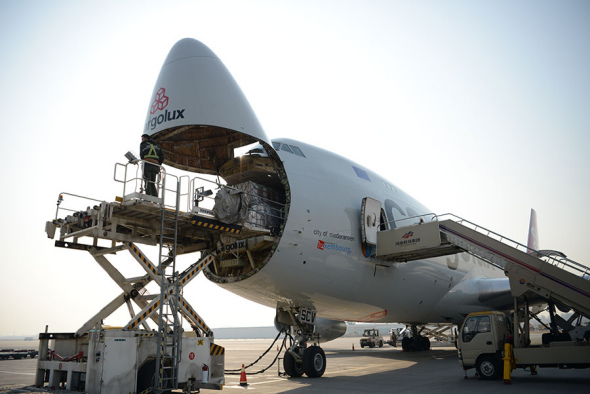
top-left (40, 159), bottom-right (287, 393)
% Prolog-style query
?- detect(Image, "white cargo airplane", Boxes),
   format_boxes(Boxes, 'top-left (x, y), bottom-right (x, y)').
top-left (144, 38), bottom-right (515, 378)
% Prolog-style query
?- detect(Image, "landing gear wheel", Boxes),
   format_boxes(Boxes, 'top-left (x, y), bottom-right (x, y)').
top-left (476, 355), bottom-right (500, 380)
top-left (401, 337), bottom-right (412, 351)
top-left (283, 351), bottom-right (304, 378)
top-left (303, 346), bottom-right (326, 378)
top-left (420, 336), bottom-right (430, 351)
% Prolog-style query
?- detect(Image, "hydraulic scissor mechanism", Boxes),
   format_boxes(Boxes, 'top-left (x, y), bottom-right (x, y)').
top-left (276, 307), bottom-right (326, 378)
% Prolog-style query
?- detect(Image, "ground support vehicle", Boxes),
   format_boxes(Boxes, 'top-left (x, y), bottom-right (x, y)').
top-left (35, 330), bottom-right (224, 392)
top-left (457, 309), bottom-right (590, 381)
top-left (0, 349), bottom-right (38, 359)
top-left (360, 329), bottom-right (384, 348)
top-left (41, 164), bottom-right (233, 392)
top-left (380, 216), bottom-right (590, 376)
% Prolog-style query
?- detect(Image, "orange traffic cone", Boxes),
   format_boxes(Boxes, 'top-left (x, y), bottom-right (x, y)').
top-left (240, 364), bottom-right (248, 386)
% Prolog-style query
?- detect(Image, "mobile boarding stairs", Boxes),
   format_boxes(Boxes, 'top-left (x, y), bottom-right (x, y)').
top-left (370, 213), bottom-right (590, 323)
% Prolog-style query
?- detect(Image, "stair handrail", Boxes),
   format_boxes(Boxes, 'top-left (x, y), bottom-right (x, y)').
top-left (386, 213), bottom-right (439, 228)
top-left (434, 213), bottom-right (590, 280)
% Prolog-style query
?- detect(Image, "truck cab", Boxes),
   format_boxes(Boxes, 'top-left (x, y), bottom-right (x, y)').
top-left (457, 311), bottom-right (510, 380)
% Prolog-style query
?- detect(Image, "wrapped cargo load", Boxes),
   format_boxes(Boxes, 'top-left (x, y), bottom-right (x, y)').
top-left (213, 181), bottom-right (284, 232)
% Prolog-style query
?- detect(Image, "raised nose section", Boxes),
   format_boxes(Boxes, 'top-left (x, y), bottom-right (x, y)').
top-left (144, 38), bottom-right (270, 174)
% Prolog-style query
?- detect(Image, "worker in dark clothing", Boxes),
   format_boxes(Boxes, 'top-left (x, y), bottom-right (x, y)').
top-left (140, 133), bottom-right (165, 197)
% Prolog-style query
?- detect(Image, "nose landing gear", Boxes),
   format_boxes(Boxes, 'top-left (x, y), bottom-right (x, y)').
top-left (302, 346), bottom-right (326, 377)
top-left (277, 307), bottom-right (327, 378)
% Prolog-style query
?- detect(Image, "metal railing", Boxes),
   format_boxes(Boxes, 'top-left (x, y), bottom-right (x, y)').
top-left (113, 161), bottom-right (286, 231)
top-left (114, 160), bottom-right (194, 212)
top-left (390, 212), bottom-right (590, 281)
top-left (54, 192), bottom-right (105, 220)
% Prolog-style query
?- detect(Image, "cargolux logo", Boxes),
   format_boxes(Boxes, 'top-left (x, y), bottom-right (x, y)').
top-left (402, 231), bottom-right (414, 239)
top-left (150, 88), bottom-right (169, 114)
top-left (145, 87), bottom-right (186, 131)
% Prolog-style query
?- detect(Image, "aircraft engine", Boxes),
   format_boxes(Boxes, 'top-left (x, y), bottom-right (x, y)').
top-left (316, 318), bottom-right (347, 342)
top-left (274, 316), bottom-right (347, 343)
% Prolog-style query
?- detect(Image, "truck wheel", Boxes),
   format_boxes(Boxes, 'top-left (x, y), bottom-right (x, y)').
top-left (284, 351), bottom-right (304, 377)
top-left (476, 355), bottom-right (500, 380)
top-left (303, 346), bottom-right (326, 378)
top-left (379, 340), bottom-right (383, 347)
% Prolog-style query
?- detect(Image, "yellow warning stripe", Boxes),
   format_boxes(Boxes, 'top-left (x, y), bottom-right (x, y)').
top-left (210, 344), bottom-right (225, 356)
top-left (180, 298), bottom-right (211, 334)
top-left (135, 333), bottom-right (156, 337)
top-left (191, 217), bottom-right (242, 234)
top-left (125, 247), bottom-right (214, 333)
top-left (128, 242), bottom-right (157, 276)
top-left (127, 300), bottom-right (161, 329)
top-left (179, 255), bottom-right (214, 286)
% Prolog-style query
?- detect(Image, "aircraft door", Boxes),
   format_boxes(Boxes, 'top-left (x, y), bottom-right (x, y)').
top-left (361, 197), bottom-right (381, 246)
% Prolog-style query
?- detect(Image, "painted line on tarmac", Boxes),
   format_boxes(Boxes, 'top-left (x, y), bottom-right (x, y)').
top-left (224, 377), bottom-right (288, 389)
top-left (324, 363), bottom-right (394, 376)
top-left (0, 371), bottom-right (35, 376)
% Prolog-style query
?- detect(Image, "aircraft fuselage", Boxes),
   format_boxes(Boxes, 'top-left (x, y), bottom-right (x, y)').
top-left (205, 137), bottom-right (506, 326)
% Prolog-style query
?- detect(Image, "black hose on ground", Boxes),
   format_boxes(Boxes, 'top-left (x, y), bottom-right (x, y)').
top-left (225, 329), bottom-right (290, 375)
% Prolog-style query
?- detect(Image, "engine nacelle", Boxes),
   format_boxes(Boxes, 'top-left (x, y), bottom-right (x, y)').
top-left (274, 315), bottom-right (347, 343)
top-left (315, 318), bottom-right (347, 342)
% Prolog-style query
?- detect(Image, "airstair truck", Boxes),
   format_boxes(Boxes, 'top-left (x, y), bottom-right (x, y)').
top-left (373, 213), bottom-right (590, 380)
top-left (457, 310), bottom-right (590, 380)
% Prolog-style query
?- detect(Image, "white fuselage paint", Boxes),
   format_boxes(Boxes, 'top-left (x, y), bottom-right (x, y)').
top-left (213, 138), bottom-right (506, 325)
top-left (145, 38), bottom-right (509, 326)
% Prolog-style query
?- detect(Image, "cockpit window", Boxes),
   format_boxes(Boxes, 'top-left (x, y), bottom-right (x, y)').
top-left (290, 145), bottom-right (306, 157)
top-left (272, 142), bottom-right (306, 158)
top-left (280, 144), bottom-right (294, 153)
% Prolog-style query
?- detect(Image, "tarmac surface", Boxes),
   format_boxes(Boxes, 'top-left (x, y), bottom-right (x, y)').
top-left (1, 336), bottom-right (589, 393)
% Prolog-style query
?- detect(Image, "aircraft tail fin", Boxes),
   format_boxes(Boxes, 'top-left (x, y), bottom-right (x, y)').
top-left (527, 208), bottom-right (539, 254)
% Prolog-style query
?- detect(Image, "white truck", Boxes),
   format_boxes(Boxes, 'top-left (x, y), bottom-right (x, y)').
top-left (359, 328), bottom-right (384, 348)
top-left (457, 311), bottom-right (590, 381)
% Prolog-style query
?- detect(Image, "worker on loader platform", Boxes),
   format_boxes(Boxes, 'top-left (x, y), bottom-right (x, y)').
top-left (140, 134), bottom-right (165, 197)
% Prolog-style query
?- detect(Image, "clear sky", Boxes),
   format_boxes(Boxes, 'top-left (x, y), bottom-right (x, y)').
top-left (1, 0), bottom-right (588, 336)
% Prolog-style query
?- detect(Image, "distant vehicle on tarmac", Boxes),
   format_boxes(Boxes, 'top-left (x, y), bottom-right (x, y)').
top-left (0, 349), bottom-right (38, 360)
top-left (360, 329), bottom-right (384, 348)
